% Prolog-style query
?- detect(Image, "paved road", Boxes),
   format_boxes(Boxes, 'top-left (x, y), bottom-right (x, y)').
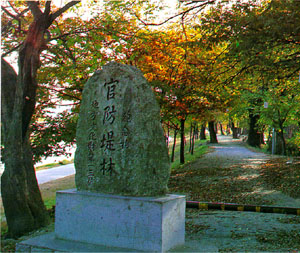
top-left (36, 163), bottom-right (75, 184)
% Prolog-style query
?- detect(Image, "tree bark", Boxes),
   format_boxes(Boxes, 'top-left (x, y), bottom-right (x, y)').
top-left (180, 118), bottom-right (185, 164)
top-left (220, 123), bottom-right (225, 135)
top-left (247, 109), bottom-right (261, 147)
top-left (1, 59), bottom-right (50, 238)
top-left (278, 122), bottom-right (287, 155)
top-left (1, 1), bottom-right (79, 238)
top-left (191, 124), bottom-right (196, 155)
top-left (208, 121), bottom-right (218, 143)
top-left (194, 124), bottom-right (199, 139)
top-left (189, 123), bottom-right (193, 153)
top-left (231, 122), bottom-right (239, 139)
top-left (200, 123), bottom-right (206, 140)
top-left (167, 122), bottom-right (170, 147)
top-left (171, 129), bottom-right (178, 163)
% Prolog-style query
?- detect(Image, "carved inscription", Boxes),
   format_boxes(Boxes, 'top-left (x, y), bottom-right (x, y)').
top-left (75, 62), bottom-right (171, 196)
top-left (103, 105), bottom-right (116, 125)
top-left (100, 131), bottom-right (115, 151)
top-left (99, 79), bottom-right (119, 176)
top-left (86, 100), bottom-right (99, 184)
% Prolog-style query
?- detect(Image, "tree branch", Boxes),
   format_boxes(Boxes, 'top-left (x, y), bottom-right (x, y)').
top-left (1, 42), bottom-right (24, 58)
top-left (46, 87), bottom-right (81, 101)
top-left (1, 7), bottom-right (29, 36)
top-left (51, 1), bottom-right (80, 21)
top-left (134, 0), bottom-right (215, 26)
top-left (1, 6), bottom-right (18, 20)
top-left (27, 1), bottom-right (43, 19)
top-left (44, 0), bottom-right (52, 16)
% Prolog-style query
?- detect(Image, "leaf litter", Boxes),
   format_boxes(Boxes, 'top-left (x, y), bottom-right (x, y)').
top-left (168, 136), bottom-right (300, 251)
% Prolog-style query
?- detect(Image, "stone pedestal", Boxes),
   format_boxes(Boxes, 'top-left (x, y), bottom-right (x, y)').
top-left (54, 189), bottom-right (185, 252)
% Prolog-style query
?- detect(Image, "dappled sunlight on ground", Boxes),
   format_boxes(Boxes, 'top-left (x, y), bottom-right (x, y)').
top-left (250, 188), bottom-right (276, 195)
top-left (235, 173), bottom-right (260, 181)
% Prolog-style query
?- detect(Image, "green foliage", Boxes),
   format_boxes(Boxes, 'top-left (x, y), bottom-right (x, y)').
top-left (170, 138), bottom-right (208, 170)
top-left (30, 111), bottom-right (77, 163)
top-left (2, 0), bottom-right (299, 159)
top-left (286, 132), bottom-right (300, 156)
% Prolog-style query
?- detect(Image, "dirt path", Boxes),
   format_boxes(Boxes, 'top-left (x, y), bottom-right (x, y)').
top-left (201, 135), bottom-right (300, 207)
top-left (170, 135), bottom-right (300, 252)
top-left (205, 135), bottom-right (298, 206)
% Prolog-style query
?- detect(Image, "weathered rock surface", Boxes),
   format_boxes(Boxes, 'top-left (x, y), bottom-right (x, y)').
top-left (75, 62), bottom-right (170, 196)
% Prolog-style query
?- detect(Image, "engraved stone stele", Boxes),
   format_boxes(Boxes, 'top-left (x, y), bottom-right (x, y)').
top-left (15, 62), bottom-right (185, 253)
top-left (75, 62), bottom-right (170, 196)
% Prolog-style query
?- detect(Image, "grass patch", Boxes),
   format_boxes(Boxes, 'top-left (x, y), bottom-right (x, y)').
top-left (0, 175), bottom-right (74, 251)
top-left (243, 143), bottom-right (269, 154)
top-left (169, 138), bottom-right (208, 171)
top-left (40, 174), bottom-right (75, 209)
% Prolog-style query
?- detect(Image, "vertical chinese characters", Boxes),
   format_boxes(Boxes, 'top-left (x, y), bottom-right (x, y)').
top-left (101, 79), bottom-right (119, 176)
top-left (86, 100), bottom-right (99, 184)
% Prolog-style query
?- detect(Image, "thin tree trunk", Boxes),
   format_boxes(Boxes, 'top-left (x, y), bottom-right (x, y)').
top-left (209, 121), bottom-right (218, 143)
top-left (171, 129), bottom-right (178, 163)
top-left (195, 124), bottom-right (199, 139)
top-left (247, 109), bottom-right (261, 147)
top-left (220, 123), bottom-right (225, 135)
top-left (231, 122), bottom-right (239, 139)
top-left (180, 118), bottom-right (185, 164)
top-left (189, 123), bottom-right (193, 153)
top-left (166, 123), bottom-right (170, 147)
top-left (214, 122), bottom-right (218, 134)
top-left (191, 124), bottom-right (196, 155)
top-left (278, 123), bottom-right (287, 155)
top-left (200, 123), bottom-right (206, 140)
top-left (260, 132), bottom-right (265, 145)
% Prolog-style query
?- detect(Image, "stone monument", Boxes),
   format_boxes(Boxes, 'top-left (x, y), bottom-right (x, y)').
top-left (16, 62), bottom-right (185, 252)
top-left (74, 62), bottom-right (170, 196)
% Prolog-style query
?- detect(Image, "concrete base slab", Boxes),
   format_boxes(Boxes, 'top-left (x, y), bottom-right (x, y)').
top-left (16, 189), bottom-right (185, 252)
top-left (15, 232), bottom-right (137, 252)
top-left (54, 189), bottom-right (185, 252)
top-left (15, 232), bottom-right (214, 252)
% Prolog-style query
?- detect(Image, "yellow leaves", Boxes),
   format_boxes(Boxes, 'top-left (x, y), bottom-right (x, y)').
top-left (144, 72), bottom-right (154, 82)
top-left (144, 55), bottom-right (152, 62)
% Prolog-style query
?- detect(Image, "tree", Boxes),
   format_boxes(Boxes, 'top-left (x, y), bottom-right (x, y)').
top-left (208, 121), bottom-right (218, 143)
top-left (1, 0), bottom-right (79, 238)
top-left (201, 0), bottom-right (300, 149)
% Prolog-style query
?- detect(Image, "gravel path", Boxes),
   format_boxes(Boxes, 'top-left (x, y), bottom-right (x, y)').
top-left (199, 135), bottom-right (270, 168)
top-left (177, 135), bottom-right (300, 252)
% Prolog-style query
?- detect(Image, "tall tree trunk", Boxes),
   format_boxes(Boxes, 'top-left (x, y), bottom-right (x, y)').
top-left (200, 123), bottom-right (206, 140)
top-left (180, 118), bottom-right (185, 164)
top-left (166, 122), bottom-right (170, 147)
top-left (226, 124), bottom-right (231, 135)
top-left (191, 124), bottom-right (196, 155)
top-left (189, 123), bottom-right (194, 153)
top-left (195, 124), bottom-right (199, 139)
top-left (1, 59), bottom-right (50, 238)
top-left (231, 122), bottom-right (239, 139)
top-left (214, 122), bottom-right (218, 134)
top-left (1, 1), bottom-right (79, 238)
top-left (220, 123), bottom-right (225, 135)
top-left (209, 121), bottom-right (218, 143)
top-left (278, 122), bottom-right (287, 156)
top-left (260, 132), bottom-right (265, 145)
top-left (171, 129), bottom-right (178, 163)
top-left (247, 109), bottom-right (261, 147)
